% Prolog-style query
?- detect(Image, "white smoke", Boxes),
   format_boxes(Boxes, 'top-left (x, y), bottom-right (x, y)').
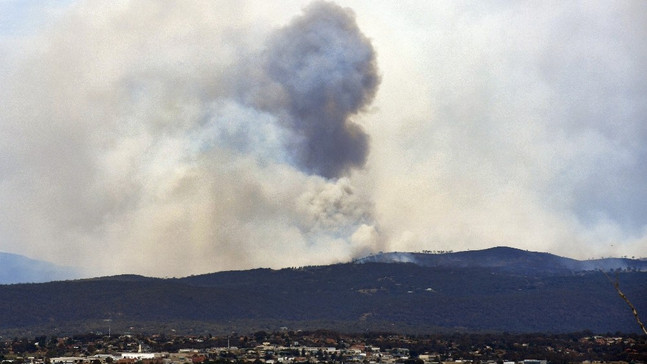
top-left (0, 1), bottom-right (382, 277)
top-left (2, 1), bottom-right (646, 278)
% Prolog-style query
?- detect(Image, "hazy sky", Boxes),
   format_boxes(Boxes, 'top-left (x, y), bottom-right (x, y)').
top-left (1, 1), bottom-right (646, 277)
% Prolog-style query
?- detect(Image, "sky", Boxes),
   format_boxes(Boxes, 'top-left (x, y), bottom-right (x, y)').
top-left (1, 0), bottom-right (646, 278)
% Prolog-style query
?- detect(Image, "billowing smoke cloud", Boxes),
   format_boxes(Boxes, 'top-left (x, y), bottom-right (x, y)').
top-left (0, 1), bottom-right (382, 277)
top-left (259, 1), bottom-right (379, 178)
top-left (2, 1), bottom-right (646, 278)
top-left (362, 1), bottom-right (647, 260)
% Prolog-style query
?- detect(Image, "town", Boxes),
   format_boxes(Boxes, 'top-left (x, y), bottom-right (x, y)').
top-left (0, 330), bottom-right (644, 364)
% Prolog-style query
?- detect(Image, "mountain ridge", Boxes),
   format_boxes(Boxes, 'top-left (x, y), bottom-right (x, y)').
top-left (2, 246), bottom-right (644, 285)
top-left (0, 252), bottom-right (82, 284)
top-left (0, 246), bottom-right (645, 336)
top-left (352, 246), bottom-right (647, 273)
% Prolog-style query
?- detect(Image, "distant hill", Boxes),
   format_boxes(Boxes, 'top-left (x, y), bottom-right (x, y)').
top-left (0, 252), bottom-right (81, 284)
top-left (353, 246), bottom-right (647, 273)
top-left (0, 247), bottom-right (645, 336)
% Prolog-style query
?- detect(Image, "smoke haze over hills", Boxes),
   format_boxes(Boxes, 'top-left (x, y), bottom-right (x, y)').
top-left (0, 1), bottom-right (646, 278)
top-left (0, 252), bottom-right (80, 284)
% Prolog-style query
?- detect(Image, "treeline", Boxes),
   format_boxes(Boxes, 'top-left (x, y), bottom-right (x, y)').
top-left (0, 264), bottom-right (645, 335)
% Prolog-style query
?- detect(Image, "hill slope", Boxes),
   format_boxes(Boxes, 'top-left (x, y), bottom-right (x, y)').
top-left (0, 247), bottom-right (645, 336)
top-left (0, 252), bottom-right (81, 284)
top-left (354, 246), bottom-right (647, 273)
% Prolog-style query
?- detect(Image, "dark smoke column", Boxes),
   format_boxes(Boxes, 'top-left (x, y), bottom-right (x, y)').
top-left (265, 1), bottom-right (380, 179)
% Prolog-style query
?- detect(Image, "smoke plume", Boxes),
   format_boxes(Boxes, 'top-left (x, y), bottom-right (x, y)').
top-left (0, 1), bottom-right (382, 277)
top-left (260, 1), bottom-right (380, 178)
top-left (5, 1), bottom-right (644, 278)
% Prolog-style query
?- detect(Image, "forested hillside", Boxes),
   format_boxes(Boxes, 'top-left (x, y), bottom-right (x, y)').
top-left (0, 248), bottom-right (645, 336)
